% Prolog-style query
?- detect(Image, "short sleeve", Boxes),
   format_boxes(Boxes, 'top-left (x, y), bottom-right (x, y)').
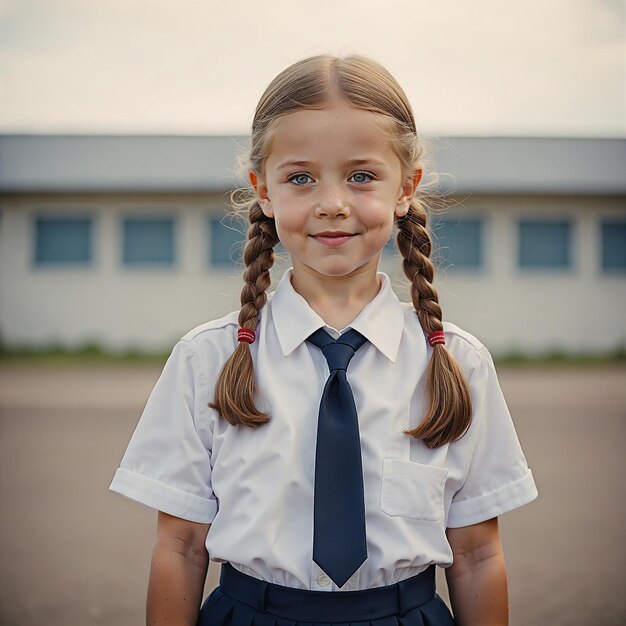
top-left (447, 346), bottom-right (538, 528)
top-left (109, 339), bottom-right (217, 524)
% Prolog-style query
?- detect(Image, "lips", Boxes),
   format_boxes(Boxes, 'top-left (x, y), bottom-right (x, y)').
top-left (312, 231), bottom-right (355, 248)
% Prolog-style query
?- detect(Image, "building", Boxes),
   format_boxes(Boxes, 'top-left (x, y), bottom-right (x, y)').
top-left (0, 134), bottom-right (624, 356)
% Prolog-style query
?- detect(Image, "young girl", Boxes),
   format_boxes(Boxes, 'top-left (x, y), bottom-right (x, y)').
top-left (110, 54), bottom-right (538, 626)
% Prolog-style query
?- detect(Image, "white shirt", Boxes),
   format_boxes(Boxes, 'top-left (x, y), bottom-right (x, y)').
top-left (110, 267), bottom-right (538, 591)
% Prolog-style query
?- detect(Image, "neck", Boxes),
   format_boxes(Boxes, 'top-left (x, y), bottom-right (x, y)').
top-left (290, 260), bottom-right (382, 329)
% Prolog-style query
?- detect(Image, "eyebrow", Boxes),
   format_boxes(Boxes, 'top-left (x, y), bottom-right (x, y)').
top-left (277, 158), bottom-right (388, 170)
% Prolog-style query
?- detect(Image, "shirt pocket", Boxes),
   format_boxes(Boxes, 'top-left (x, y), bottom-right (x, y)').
top-left (380, 458), bottom-right (448, 522)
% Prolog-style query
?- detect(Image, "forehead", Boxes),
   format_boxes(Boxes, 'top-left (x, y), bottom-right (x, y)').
top-left (265, 100), bottom-right (398, 167)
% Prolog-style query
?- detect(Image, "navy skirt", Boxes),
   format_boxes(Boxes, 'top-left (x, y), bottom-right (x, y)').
top-left (197, 563), bottom-right (456, 626)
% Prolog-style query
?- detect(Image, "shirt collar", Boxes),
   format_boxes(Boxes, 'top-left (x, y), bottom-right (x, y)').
top-left (269, 267), bottom-right (404, 362)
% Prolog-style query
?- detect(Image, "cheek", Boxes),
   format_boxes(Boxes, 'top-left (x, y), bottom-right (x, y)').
top-left (272, 193), bottom-right (309, 230)
top-left (273, 209), bottom-right (309, 247)
top-left (360, 201), bottom-right (396, 231)
top-left (276, 209), bottom-right (307, 233)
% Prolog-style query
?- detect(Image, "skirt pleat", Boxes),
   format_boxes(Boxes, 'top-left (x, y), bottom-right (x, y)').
top-left (231, 599), bottom-right (262, 625)
top-left (252, 612), bottom-right (278, 626)
top-left (274, 618), bottom-right (330, 626)
top-left (419, 596), bottom-right (456, 626)
top-left (372, 617), bottom-right (399, 626)
top-left (197, 587), bottom-right (221, 625)
top-left (397, 605), bottom-right (426, 626)
top-left (198, 588), bottom-right (234, 625)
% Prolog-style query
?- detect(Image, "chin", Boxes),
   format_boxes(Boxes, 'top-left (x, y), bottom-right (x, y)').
top-left (313, 260), bottom-right (372, 278)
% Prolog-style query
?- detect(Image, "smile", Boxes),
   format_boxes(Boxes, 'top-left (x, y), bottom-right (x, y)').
top-left (311, 233), bottom-right (355, 248)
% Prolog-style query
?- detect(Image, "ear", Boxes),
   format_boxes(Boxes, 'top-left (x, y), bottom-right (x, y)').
top-left (248, 171), bottom-right (273, 218)
top-left (395, 168), bottom-right (422, 217)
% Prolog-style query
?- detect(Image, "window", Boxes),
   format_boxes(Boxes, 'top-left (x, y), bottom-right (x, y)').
top-left (518, 220), bottom-right (571, 269)
top-left (34, 216), bottom-right (92, 265)
top-left (433, 218), bottom-right (483, 269)
top-left (383, 233), bottom-right (397, 255)
top-left (123, 217), bottom-right (175, 266)
top-left (601, 219), bottom-right (626, 271)
top-left (208, 216), bottom-right (247, 266)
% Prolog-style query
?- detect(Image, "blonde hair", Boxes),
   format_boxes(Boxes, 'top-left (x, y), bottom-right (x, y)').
top-left (209, 54), bottom-right (472, 448)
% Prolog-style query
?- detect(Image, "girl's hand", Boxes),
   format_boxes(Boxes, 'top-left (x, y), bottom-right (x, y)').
top-left (445, 517), bottom-right (508, 626)
top-left (146, 511), bottom-right (211, 626)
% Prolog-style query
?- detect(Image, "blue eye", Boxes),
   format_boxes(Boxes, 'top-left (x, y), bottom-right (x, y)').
top-left (350, 171), bottom-right (374, 183)
top-left (288, 173), bottom-right (313, 185)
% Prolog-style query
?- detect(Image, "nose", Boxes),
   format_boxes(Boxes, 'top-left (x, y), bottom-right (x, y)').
top-left (314, 181), bottom-right (350, 218)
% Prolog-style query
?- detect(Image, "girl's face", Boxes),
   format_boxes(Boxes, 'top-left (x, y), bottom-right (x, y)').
top-left (249, 99), bottom-right (421, 284)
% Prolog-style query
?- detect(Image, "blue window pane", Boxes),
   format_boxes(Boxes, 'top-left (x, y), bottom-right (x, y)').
top-left (434, 218), bottom-right (483, 268)
top-left (209, 217), bottom-right (246, 266)
top-left (123, 217), bottom-right (174, 265)
top-left (35, 216), bottom-right (91, 264)
top-left (518, 220), bottom-right (571, 268)
top-left (601, 220), bottom-right (626, 270)
top-left (384, 233), bottom-right (396, 253)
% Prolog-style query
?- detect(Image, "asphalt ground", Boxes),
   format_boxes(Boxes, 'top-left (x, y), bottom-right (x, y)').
top-left (0, 362), bottom-right (624, 626)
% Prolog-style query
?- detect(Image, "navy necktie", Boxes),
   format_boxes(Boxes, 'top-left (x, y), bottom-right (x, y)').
top-left (306, 327), bottom-right (368, 588)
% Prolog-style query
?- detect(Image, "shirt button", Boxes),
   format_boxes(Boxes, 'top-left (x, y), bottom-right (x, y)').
top-left (317, 574), bottom-right (331, 587)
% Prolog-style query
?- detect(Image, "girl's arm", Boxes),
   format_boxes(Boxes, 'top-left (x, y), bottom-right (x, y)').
top-left (444, 517), bottom-right (508, 626)
top-left (146, 511), bottom-right (211, 626)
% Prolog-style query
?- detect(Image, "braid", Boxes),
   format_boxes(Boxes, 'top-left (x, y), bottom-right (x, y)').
top-left (396, 201), bottom-right (473, 448)
top-left (209, 201), bottom-right (279, 427)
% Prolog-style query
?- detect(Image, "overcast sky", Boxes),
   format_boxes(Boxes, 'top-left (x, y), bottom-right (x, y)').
top-left (0, 0), bottom-right (624, 136)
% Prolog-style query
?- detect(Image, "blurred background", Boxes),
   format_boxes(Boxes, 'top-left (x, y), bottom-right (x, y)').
top-left (0, 1), bottom-right (624, 625)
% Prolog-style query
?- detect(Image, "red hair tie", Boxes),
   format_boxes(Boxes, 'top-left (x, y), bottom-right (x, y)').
top-left (428, 330), bottom-right (445, 347)
top-left (237, 328), bottom-right (256, 344)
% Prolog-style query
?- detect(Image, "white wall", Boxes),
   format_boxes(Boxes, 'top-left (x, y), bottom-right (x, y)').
top-left (0, 192), bottom-right (270, 353)
top-left (384, 194), bottom-right (626, 356)
top-left (1, 192), bottom-right (624, 357)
